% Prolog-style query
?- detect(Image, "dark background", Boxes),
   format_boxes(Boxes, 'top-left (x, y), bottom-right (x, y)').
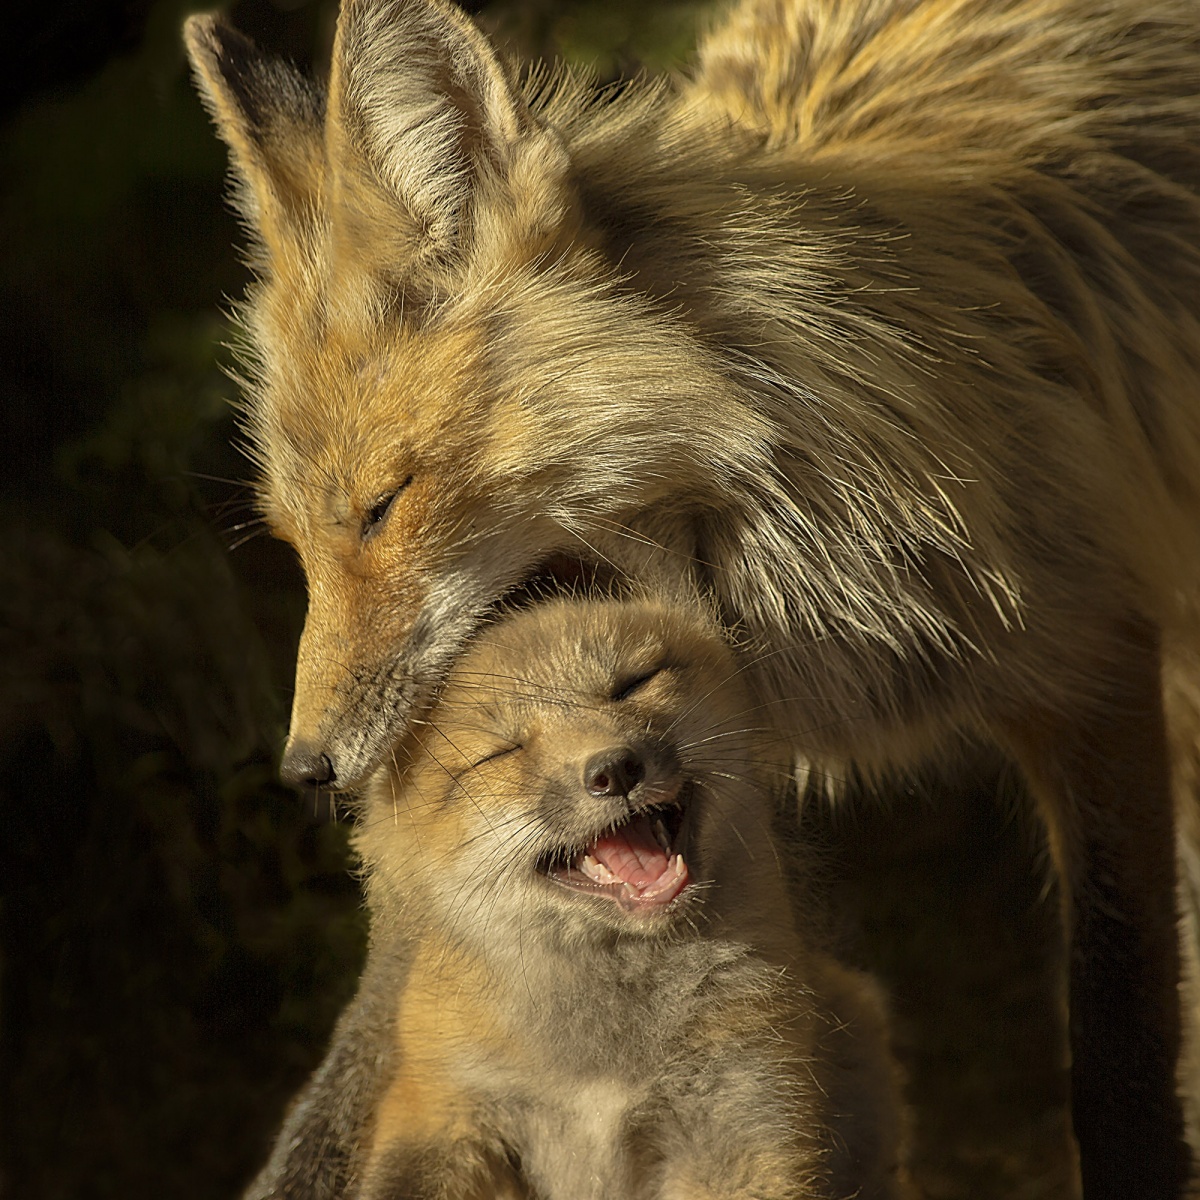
top-left (1, 2), bottom-right (1073, 1196)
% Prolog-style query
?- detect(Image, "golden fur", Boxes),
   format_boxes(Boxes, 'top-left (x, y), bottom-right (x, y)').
top-left (243, 598), bottom-right (910, 1200)
top-left (185, 1), bottom-right (1200, 1194)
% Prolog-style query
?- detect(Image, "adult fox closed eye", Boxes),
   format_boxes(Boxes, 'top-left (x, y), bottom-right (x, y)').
top-left (245, 598), bottom-right (910, 1200)
top-left (185, 0), bottom-right (1200, 1194)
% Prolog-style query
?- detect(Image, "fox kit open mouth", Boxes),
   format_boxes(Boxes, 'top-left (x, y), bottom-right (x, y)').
top-left (540, 788), bottom-right (693, 914)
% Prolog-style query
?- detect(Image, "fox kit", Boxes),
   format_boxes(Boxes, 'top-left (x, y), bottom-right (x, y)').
top-left (186, 0), bottom-right (1200, 1193)
top-left (245, 598), bottom-right (909, 1200)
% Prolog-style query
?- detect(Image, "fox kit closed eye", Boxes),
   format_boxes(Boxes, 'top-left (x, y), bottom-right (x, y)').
top-left (245, 599), bottom-right (909, 1200)
top-left (186, 0), bottom-right (1200, 1190)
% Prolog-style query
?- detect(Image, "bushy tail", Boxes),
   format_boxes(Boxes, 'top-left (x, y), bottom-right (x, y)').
top-left (687, 0), bottom-right (1200, 181)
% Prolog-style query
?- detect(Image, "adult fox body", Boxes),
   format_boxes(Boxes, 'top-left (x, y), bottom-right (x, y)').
top-left (246, 598), bottom-right (909, 1200)
top-left (185, 0), bottom-right (1200, 1194)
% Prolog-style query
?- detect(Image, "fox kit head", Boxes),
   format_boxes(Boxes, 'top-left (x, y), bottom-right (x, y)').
top-left (358, 598), bottom-right (785, 939)
top-left (184, 0), bottom-right (774, 792)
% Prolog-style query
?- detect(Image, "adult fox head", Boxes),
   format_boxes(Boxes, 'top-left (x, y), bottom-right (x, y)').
top-left (184, 0), bottom-right (785, 791)
top-left (186, 0), bottom-right (1030, 793)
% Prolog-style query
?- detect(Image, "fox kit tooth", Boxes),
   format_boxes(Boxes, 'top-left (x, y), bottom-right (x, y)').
top-left (653, 818), bottom-right (670, 851)
top-left (579, 853), bottom-right (619, 886)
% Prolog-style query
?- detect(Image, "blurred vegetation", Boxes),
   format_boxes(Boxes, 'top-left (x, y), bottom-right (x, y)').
top-left (3, 1), bottom-right (1071, 1197)
top-left (2, 4), bottom-right (364, 1197)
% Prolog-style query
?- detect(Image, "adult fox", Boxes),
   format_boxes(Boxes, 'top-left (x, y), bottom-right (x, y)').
top-left (186, 0), bottom-right (1200, 1195)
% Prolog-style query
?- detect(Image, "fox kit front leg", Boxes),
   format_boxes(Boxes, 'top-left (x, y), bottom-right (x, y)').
top-left (1008, 617), bottom-right (1189, 1200)
top-left (359, 1140), bottom-right (527, 1200)
top-left (358, 1064), bottom-right (527, 1200)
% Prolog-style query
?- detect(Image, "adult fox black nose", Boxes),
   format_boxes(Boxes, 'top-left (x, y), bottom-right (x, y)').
top-left (584, 748), bottom-right (646, 797)
top-left (280, 742), bottom-right (337, 789)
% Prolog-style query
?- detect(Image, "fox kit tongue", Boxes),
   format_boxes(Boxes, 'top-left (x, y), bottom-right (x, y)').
top-left (578, 812), bottom-right (689, 910)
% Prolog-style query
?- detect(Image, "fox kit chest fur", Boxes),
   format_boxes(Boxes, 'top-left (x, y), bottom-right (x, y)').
top-left (187, 0), bottom-right (1200, 1193)
top-left (247, 598), bottom-right (907, 1200)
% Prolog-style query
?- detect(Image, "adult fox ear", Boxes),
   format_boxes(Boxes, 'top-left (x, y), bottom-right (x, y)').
top-left (184, 14), bottom-right (325, 263)
top-left (326, 0), bottom-right (563, 290)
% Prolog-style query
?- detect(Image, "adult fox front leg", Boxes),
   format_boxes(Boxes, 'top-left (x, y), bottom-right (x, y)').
top-left (185, 0), bottom-right (1200, 1194)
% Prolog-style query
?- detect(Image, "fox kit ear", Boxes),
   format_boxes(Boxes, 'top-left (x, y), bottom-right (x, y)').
top-left (184, 14), bottom-right (325, 261)
top-left (326, 0), bottom-right (555, 288)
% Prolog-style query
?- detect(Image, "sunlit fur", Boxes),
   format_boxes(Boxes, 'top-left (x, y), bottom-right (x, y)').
top-left (244, 598), bottom-right (910, 1200)
top-left (183, 0), bottom-right (1200, 785)
top-left (185, 0), bottom-right (1200, 1191)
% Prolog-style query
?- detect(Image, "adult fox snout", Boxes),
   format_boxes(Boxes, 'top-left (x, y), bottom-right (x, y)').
top-left (280, 643), bottom-right (410, 793)
top-left (277, 580), bottom-right (422, 794)
top-left (279, 742), bottom-right (335, 789)
top-left (278, 551), bottom-right (502, 793)
top-left (279, 607), bottom-right (379, 792)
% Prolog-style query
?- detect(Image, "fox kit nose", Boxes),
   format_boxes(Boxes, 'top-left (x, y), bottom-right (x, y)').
top-left (280, 743), bottom-right (337, 789)
top-left (584, 748), bottom-right (646, 798)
